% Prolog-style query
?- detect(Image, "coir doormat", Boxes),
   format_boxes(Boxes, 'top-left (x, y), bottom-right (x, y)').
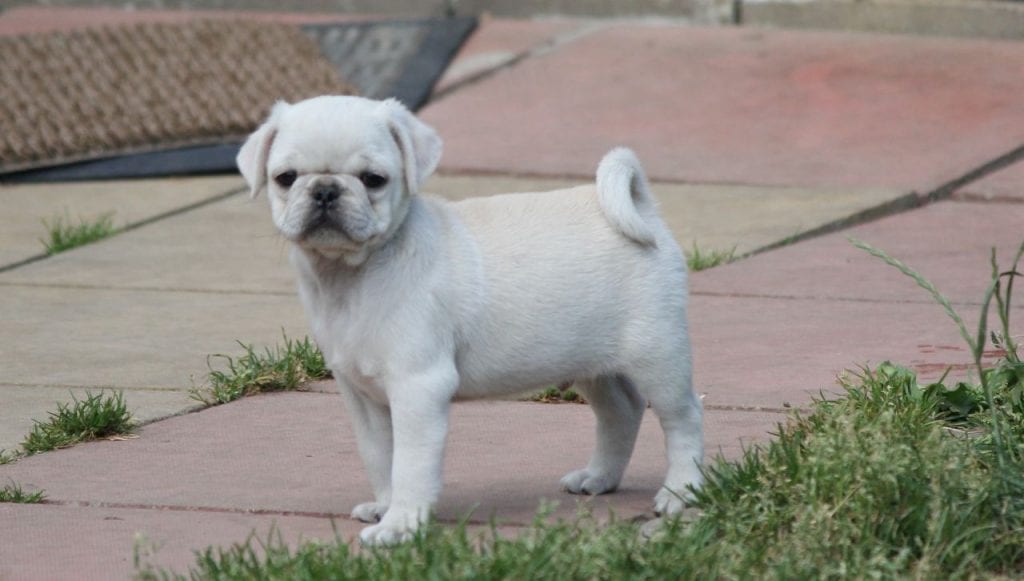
top-left (0, 17), bottom-right (476, 182)
top-left (0, 20), bottom-right (355, 175)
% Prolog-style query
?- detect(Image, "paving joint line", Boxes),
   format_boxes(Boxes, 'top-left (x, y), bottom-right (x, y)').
top-left (432, 172), bottom-right (930, 261)
top-left (951, 193), bottom-right (1024, 205)
top-left (691, 289), bottom-right (1023, 309)
top-left (0, 382), bottom-right (190, 392)
top-left (924, 142), bottom-right (1024, 203)
top-left (432, 167), bottom-right (817, 188)
top-left (0, 280), bottom-right (295, 296)
top-left (39, 499), bottom-right (351, 520)
top-left (0, 186), bottom-right (245, 275)
top-left (429, 21), bottom-right (610, 103)
top-left (35, 499), bottom-right (538, 528)
top-left (743, 190), bottom-right (923, 259)
top-left (704, 404), bottom-right (799, 413)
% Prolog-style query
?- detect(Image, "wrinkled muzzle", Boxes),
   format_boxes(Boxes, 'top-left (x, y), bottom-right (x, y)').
top-left (290, 177), bottom-right (381, 247)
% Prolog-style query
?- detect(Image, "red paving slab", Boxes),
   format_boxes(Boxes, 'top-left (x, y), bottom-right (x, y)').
top-left (956, 158), bottom-right (1024, 202)
top-left (0, 503), bottom-right (534, 579)
top-left (0, 395), bottom-right (780, 517)
top-left (0, 503), bottom-right (351, 581)
top-left (687, 200), bottom-right (1024, 408)
top-left (421, 24), bottom-right (1024, 191)
top-left (0, 394), bottom-right (779, 524)
top-left (0, 6), bottom-right (364, 36)
top-left (691, 200), bottom-right (1024, 306)
top-left (691, 294), bottom-right (990, 409)
top-left (0, 393), bottom-right (780, 578)
top-left (434, 16), bottom-right (583, 93)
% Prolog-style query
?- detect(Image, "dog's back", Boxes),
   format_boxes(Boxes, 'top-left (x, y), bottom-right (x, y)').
top-left (434, 165), bottom-right (688, 398)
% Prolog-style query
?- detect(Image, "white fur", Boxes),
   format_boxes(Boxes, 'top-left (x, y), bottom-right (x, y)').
top-left (238, 96), bottom-right (704, 546)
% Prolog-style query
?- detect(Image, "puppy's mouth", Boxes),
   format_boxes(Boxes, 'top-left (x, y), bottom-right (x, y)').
top-left (299, 211), bottom-right (345, 239)
top-left (297, 208), bottom-right (373, 245)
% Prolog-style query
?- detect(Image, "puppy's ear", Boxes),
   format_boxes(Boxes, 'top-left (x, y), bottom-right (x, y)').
top-left (382, 99), bottom-right (443, 195)
top-left (237, 101), bottom-right (289, 198)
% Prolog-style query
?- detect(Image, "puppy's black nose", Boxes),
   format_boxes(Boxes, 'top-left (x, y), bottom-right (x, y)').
top-left (312, 182), bottom-right (340, 208)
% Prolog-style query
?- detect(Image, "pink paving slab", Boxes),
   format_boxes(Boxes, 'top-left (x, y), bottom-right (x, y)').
top-left (0, 393), bottom-right (781, 531)
top-left (421, 24), bottom-right (1024, 192)
top-left (691, 200), bottom-right (1024, 306)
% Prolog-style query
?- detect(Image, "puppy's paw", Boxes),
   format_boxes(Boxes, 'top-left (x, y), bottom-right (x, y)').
top-left (359, 521), bottom-right (414, 547)
top-left (560, 468), bottom-right (619, 496)
top-left (351, 501), bottom-right (388, 523)
top-left (653, 486), bottom-right (695, 516)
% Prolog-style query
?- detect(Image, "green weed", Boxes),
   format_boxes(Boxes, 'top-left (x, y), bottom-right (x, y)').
top-left (851, 237), bottom-right (1024, 479)
top-left (526, 385), bottom-right (584, 404)
top-left (41, 211), bottom-right (118, 255)
top-left (687, 243), bottom-right (736, 271)
top-left (21, 391), bottom-right (135, 455)
top-left (696, 363), bottom-right (1023, 578)
top-left (0, 481), bottom-right (46, 504)
top-left (191, 334), bottom-right (331, 406)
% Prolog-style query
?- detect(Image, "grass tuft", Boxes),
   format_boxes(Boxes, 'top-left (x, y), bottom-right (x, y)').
top-left (0, 449), bottom-right (19, 465)
top-left (525, 384), bottom-right (584, 404)
top-left (852, 237), bottom-right (1024, 481)
top-left (190, 334), bottom-right (331, 406)
top-left (21, 391), bottom-right (135, 455)
top-left (40, 211), bottom-right (118, 255)
top-left (694, 362), bottom-right (1024, 578)
top-left (0, 481), bottom-right (46, 504)
top-left (687, 243), bottom-right (736, 272)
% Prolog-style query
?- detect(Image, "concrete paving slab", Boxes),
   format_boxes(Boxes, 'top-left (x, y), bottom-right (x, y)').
top-left (0, 285), bottom-right (307, 390)
top-left (691, 200), bottom-right (1024, 306)
top-left (1, 176), bottom-right (905, 293)
top-left (956, 158), bottom-right (1024, 202)
top-left (0, 176), bottom-right (241, 270)
top-left (429, 175), bottom-right (906, 255)
top-left (0, 393), bottom-right (783, 526)
top-left (0, 386), bottom-right (198, 457)
top-left (421, 24), bottom-right (1024, 192)
top-left (0, 191), bottom-right (296, 294)
top-left (646, 183), bottom-right (905, 256)
top-left (742, 0), bottom-right (1024, 42)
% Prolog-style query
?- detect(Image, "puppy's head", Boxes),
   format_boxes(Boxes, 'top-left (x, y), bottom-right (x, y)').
top-left (237, 96), bottom-right (442, 265)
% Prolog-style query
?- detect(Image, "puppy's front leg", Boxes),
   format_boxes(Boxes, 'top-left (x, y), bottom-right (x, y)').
top-left (358, 362), bottom-right (457, 546)
top-left (338, 382), bottom-right (393, 523)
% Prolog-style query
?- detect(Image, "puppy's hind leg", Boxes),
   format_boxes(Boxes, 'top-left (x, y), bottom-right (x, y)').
top-left (561, 374), bottom-right (646, 496)
top-left (629, 358), bottom-right (704, 515)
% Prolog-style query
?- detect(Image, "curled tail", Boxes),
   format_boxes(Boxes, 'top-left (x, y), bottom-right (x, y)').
top-left (595, 147), bottom-right (658, 247)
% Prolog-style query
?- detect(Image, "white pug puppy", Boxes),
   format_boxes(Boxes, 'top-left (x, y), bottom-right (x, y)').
top-left (237, 95), bottom-right (704, 546)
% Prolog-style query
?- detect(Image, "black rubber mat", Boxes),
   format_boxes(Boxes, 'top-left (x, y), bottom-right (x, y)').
top-left (2, 16), bottom-right (476, 183)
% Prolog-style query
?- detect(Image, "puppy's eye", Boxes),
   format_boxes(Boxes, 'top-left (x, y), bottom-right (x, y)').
top-left (360, 172), bottom-right (388, 189)
top-left (274, 170), bottom-right (298, 188)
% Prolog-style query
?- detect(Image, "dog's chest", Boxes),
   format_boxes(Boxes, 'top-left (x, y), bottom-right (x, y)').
top-left (299, 278), bottom-right (402, 403)
top-left (313, 308), bottom-right (388, 395)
